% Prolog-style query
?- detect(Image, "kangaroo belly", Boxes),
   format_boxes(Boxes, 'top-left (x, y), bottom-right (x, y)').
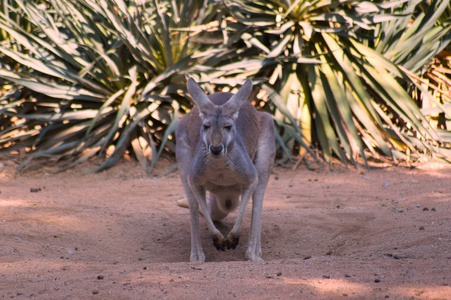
top-left (209, 174), bottom-right (239, 186)
top-left (206, 183), bottom-right (241, 213)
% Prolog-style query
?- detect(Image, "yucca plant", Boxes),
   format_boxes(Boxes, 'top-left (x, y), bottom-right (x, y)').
top-left (373, 0), bottom-right (451, 158)
top-left (219, 0), bottom-right (451, 167)
top-left (0, 0), bottom-right (223, 173)
top-left (399, 5), bottom-right (451, 158)
top-left (2, 0), bottom-right (451, 173)
top-left (420, 47), bottom-right (451, 135)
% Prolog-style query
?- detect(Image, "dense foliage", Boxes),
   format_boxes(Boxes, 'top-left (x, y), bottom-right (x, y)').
top-left (1, 0), bottom-right (451, 172)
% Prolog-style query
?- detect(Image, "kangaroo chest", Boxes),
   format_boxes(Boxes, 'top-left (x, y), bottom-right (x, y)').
top-left (204, 165), bottom-right (243, 188)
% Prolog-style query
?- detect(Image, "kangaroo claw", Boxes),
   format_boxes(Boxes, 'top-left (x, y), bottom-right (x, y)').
top-left (226, 233), bottom-right (240, 250)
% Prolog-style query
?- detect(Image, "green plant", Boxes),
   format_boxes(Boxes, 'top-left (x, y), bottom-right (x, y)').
top-left (1, 0), bottom-right (451, 173)
top-left (0, 0), bottom-right (222, 173)
top-left (219, 0), bottom-right (451, 166)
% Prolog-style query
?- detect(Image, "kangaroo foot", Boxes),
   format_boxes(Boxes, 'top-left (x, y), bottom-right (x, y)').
top-left (211, 234), bottom-right (227, 251)
top-left (176, 198), bottom-right (203, 216)
top-left (190, 250), bottom-right (206, 262)
top-left (245, 248), bottom-right (264, 262)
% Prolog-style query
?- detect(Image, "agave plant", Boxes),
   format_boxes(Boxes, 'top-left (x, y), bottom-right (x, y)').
top-left (0, 0), bottom-right (223, 173)
top-left (220, 0), bottom-right (451, 166)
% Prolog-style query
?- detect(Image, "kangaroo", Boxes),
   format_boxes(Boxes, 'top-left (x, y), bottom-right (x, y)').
top-left (175, 77), bottom-right (275, 262)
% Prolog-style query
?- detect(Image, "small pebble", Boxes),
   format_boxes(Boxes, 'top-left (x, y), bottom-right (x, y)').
top-left (97, 275), bottom-right (104, 280)
top-left (92, 290), bottom-right (99, 295)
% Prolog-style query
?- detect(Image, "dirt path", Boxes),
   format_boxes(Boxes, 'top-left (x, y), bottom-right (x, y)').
top-left (0, 158), bottom-right (450, 299)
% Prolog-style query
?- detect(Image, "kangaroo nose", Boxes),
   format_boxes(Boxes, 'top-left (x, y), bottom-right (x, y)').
top-left (209, 144), bottom-right (224, 156)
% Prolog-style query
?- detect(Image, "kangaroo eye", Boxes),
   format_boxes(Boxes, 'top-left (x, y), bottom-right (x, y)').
top-left (224, 125), bottom-right (232, 131)
top-left (203, 124), bottom-right (210, 130)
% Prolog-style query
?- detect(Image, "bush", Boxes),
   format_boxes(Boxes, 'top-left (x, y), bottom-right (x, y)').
top-left (1, 0), bottom-right (451, 172)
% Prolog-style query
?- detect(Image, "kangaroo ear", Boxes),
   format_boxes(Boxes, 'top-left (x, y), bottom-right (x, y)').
top-left (223, 79), bottom-right (253, 120)
top-left (187, 77), bottom-right (215, 119)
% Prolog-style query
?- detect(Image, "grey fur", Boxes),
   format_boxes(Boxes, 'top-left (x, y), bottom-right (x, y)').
top-left (176, 78), bottom-right (275, 262)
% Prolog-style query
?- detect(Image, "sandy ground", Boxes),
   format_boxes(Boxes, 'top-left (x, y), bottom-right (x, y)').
top-left (0, 157), bottom-right (450, 299)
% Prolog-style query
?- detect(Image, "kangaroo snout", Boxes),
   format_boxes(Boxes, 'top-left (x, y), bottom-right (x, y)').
top-left (208, 144), bottom-right (225, 157)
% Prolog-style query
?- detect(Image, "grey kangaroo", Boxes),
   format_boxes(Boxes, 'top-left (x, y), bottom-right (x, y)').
top-left (176, 78), bottom-right (275, 262)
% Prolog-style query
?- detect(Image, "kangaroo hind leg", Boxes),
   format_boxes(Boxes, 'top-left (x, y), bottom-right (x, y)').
top-left (245, 113), bottom-right (275, 261)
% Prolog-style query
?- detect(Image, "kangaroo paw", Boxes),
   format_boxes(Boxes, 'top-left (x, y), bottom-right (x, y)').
top-left (226, 233), bottom-right (240, 250)
top-left (211, 234), bottom-right (227, 251)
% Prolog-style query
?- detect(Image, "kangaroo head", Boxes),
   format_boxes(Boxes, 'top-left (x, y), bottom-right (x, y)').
top-left (187, 77), bottom-right (253, 158)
